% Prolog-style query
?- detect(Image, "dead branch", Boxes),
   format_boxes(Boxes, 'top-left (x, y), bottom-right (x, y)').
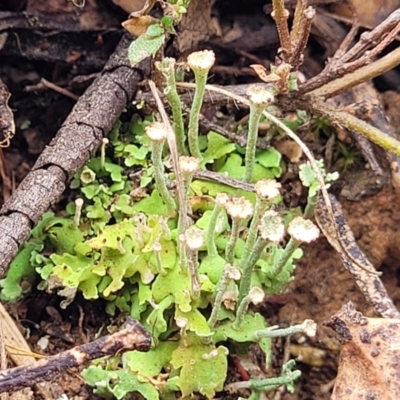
top-left (308, 46), bottom-right (400, 98)
top-left (300, 8), bottom-right (400, 93)
top-left (0, 318), bottom-right (152, 394)
top-left (271, 0), bottom-right (292, 59)
top-left (308, 94), bottom-right (400, 156)
top-left (0, 34), bottom-right (150, 277)
top-left (263, 0), bottom-right (342, 13)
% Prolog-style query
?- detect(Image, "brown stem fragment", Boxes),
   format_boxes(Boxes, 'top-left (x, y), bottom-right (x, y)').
top-left (271, 0), bottom-right (292, 59)
top-left (289, 4), bottom-right (315, 69)
top-left (341, 9), bottom-right (400, 64)
top-left (290, 0), bottom-right (308, 41)
top-left (300, 8), bottom-right (400, 94)
top-left (0, 318), bottom-right (152, 394)
top-left (333, 0), bottom-right (360, 57)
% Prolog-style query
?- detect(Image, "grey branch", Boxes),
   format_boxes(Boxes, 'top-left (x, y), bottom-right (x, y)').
top-left (0, 318), bottom-right (152, 394)
top-left (0, 34), bottom-right (150, 277)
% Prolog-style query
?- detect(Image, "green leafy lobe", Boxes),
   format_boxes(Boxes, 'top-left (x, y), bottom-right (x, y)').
top-left (128, 24), bottom-right (166, 67)
top-left (171, 333), bottom-right (228, 398)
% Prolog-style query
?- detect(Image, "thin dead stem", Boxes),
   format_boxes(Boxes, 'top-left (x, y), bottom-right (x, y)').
top-left (291, 0), bottom-right (308, 42)
top-left (334, 0), bottom-right (360, 56)
top-left (289, 5), bottom-right (315, 69)
top-left (300, 8), bottom-right (400, 93)
top-left (309, 46), bottom-right (400, 98)
top-left (40, 78), bottom-right (79, 101)
top-left (310, 97), bottom-right (400, 156)
top-left (271, 0), bottom-right (292, 58)
top-left (342, 9), bottom-right (400, 63)
top-left (271, 0), bottom-right (315, 68)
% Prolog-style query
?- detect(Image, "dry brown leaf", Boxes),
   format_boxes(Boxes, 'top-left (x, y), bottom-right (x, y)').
top-left (272, 138), bottom-right (303, 162)
top-left (122, 15), bottom-right (159, 37)
top-left (250, 64), bottom-right (280, 83)
top-left (324, 302), bottom-right (400, 400)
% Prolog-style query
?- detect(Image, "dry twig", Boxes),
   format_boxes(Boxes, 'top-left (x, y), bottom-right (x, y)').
top-left (300, 9), bottom-right (400, 93)
top-left (0, 34), bottom-right (150, 277)
top-left (0, 318), bottom-right (151, 394)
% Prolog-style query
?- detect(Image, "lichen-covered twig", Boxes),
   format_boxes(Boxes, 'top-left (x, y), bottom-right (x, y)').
top-left (310, 97), bottom-right (400, 156)
top-left (0, 318), bottom-right (151, 394)
top-left (0, 35), bottom-right (149, 277)
top-left (315, 195), bottom-right (400, 319)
